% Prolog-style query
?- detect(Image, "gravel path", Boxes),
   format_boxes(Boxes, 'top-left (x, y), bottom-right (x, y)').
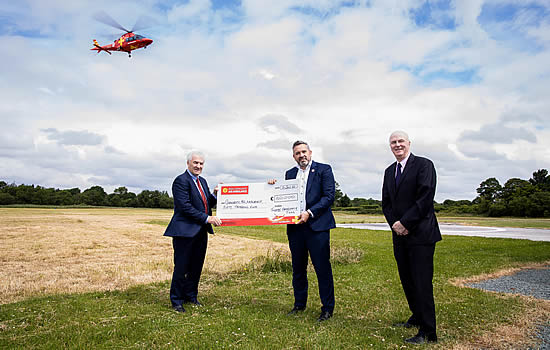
top-left (468, 266), bottom-right (550, 349)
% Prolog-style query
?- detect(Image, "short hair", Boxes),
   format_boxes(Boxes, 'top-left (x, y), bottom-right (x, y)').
top-left (292, 140), bottom-right (310, 150)
top-left (389, 130), bottom-right (409, 143)
top-left (186, 151), bottom-right (205, 162)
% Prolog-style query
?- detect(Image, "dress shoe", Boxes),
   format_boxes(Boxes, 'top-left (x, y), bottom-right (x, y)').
top-left (287, 306), bottom-right (306, 315)
top-left (186, 299), bottom-right (202, 306)
top-left (405, 332), bottom-right (437, 344)
top-left (172, 305), bottom-right (185, 313)
top-left (392, 321), bottom-right (418, 328)
top-left (317, 311), bottom-right (333, 322)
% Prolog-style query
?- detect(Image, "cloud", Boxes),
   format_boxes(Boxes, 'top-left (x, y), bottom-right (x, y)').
top-left (257, 138), bottom-right (293, 150)
top-left (41, 128), bottom-right (106, 146)
top-left (0, 0), bottom-right (549, 202)
top-left (459, 123), bottom-right (537, 144)
top-left (258, 114), bottom-right (303, 134)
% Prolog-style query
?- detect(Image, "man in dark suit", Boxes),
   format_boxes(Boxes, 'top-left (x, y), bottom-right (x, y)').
top-left (270, 141), bottom-right (336, 322)
top-left (382, 131), bottom-right (442, 344)
top-left (164, 151), bottom-right (222, 313)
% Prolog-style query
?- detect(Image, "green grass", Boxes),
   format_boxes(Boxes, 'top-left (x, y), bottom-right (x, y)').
top-left (1, 224), bottom-right (549, 349)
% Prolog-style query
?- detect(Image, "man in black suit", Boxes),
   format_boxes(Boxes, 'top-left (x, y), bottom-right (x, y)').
top-left (270, 141), bottom-right (336, 322)
top-left (382, 131), bottom-right (442, 344)
top-left (164, 151), bottom-right (222, 313)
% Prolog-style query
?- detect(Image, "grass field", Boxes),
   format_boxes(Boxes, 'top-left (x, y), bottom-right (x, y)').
top-left (1, 208), bottom-right (549, 349)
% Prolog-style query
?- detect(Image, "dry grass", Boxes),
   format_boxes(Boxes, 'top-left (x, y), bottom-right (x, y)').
top-left (0, 208), bottom-right (286, 305)
top-left (450, 261), bottom-right (550, 287)
top-left (448, 300), bottom-right (550, 350)
top-left (449, 263), bottom-right (550, 350)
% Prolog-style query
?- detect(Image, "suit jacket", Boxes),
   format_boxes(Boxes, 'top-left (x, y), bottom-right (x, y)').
top-left (164, 170), bottom-right (216, 237)
top-left (285, 161), bottom-right (336, 232)
top-left (382, 153), bottom-right (442, 246)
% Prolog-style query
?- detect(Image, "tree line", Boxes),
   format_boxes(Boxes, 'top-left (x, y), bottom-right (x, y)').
top-left (0, 182), bottom-right (172, 208)
top-left (332, 169), bottom-right (550, 218)
top-left (1, 169), bottom-right (548, 217)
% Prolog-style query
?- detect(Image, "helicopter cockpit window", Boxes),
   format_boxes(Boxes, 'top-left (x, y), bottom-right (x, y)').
top-left (135, 35), bottom-right (144, 39)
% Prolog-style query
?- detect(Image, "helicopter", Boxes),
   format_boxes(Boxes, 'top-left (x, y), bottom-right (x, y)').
top-left (91, 11), bottom-right (153, 58)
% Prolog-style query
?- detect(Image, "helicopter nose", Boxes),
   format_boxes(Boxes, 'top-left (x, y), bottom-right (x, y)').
top-left (145, 38), bottom-right (153, 46)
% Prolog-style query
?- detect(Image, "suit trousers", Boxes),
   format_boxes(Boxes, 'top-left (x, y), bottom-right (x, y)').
top-left (393, 243), bottom-right (436, 335)
top-left (288, 225), bottom-right (335, 313)
top-left (170, 228), bottom-right (208, 307)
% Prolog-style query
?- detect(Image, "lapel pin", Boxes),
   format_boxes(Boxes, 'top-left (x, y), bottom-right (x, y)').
top-left (312, 169), bottom-right (315, 172)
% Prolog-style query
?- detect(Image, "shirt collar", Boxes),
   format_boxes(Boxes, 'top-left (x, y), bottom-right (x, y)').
top-left (397, 153), bottom-right (411, 169)
top-left (186, 169), bottom-right (199, 181)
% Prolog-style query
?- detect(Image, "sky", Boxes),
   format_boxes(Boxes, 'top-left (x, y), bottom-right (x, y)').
top-left (0, 0), bottom-right (549, 201)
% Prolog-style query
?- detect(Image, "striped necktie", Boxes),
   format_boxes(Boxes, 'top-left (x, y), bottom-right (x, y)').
top-left (196, 178), bottom-right (208, 213)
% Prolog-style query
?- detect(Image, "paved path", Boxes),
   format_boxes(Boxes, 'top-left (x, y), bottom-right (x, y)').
top-left (337, 223), bottom-right (550, 242)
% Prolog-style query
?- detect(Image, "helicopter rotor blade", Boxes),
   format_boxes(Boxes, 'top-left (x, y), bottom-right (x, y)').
top-left (93, 10), bottom-right (130, 33)
top-left (131, 15), bottom-right (158, 33)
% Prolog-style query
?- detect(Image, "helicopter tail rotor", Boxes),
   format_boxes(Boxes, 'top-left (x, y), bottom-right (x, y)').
top-left (91, 39), bottom-right (112, 55)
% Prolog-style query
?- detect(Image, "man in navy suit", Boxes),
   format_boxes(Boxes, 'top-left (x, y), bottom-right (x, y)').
top-left (382, 131), bottom-right (441, 344)
top-left (270, 141), bottom-right (336, 322)
top-left (164, 151), bottom-right (222, 313)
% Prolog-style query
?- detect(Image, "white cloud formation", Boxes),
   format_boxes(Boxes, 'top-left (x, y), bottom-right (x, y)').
top-left (0, 0), bottom-right (549, 202)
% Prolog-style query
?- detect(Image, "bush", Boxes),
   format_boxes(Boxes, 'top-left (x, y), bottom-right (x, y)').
top-left (0, 192), bottom-right (16, 205)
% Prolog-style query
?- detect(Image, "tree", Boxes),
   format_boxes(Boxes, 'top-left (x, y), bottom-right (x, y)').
top-left (530, 169), bottom-right (550, 191)
top-left (333, 181), bottom-right (343, 207)
top-left (340, 194), bottom-right (351, 207)
top-left (527, 192), bottom-right (550, 217)
top-left (80, 186), bottom-right (108, 206)
top-left (476, 177), bottom-right (502, 202)
top-left (15, 185), bottom-right (36, 204)
top-left (0, 192), bottom-right (15, 205)
top-left (114, 186), bottom-right (128, 195)
top-left (501, 178), bottom-right (535, 202)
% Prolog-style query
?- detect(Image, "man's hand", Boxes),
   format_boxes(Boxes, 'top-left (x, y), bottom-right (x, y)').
top-left (392, 221), bottom-right (409, 236)
top-left (296, 210), bottom-right (310, 224)
top-left (208, 216), bottom-right (222, 226)
top-left (267, 179), bottom-right (277, 185)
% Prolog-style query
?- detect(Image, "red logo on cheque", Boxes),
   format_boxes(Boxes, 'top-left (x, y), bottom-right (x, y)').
top-left (221, 186), bottom-right (249, 195)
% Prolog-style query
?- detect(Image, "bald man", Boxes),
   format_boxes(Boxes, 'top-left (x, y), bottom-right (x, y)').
top-left (382, 131), bottom-right (441, 344)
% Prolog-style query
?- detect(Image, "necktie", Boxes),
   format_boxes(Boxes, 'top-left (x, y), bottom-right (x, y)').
top-left (395, 162), bottom-right (402, 186)
top-left (196, 178), bottom-right (208, 213)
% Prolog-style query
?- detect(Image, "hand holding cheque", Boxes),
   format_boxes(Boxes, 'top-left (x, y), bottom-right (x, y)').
top-left (268, 179), bottom-right (310, 224)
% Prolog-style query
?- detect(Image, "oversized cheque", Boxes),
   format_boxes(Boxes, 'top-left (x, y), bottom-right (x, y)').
top-left (217, 180), bottom-right (300, 226)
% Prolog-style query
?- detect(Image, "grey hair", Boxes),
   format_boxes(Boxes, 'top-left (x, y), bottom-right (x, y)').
top-left (389, 130), bottom-right (410, 143)
top-left (292, 140), bottom-right (310, 150)
top-left (186, 150), bottom-right (205, 162)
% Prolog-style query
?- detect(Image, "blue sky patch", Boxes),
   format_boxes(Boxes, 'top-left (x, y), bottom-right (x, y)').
top-left (393, 63), bottom-right (479, 86)
top-left (409, 0), bottom-right (456, 30)
top-left (478, 2), bottom-right (549, 25)
top-left (478, 2), bottom-right (548, 53)
top-left (290, 1), bottom-right (360, 19)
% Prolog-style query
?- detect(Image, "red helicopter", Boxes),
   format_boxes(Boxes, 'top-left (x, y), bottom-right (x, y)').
top-left (91, 11), bottom-right (153, 58)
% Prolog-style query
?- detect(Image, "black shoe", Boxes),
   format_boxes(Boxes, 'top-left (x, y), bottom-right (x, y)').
top-left (184, 298), bottom-right (202, 306)
top-left (287, 306), bottom-right (306, 315)
top-left (405, 332), bottom-right (437, 344)
top-left (172, 305), bottom-right (186, 313)
top-left (392, 321), bottom-right (418, 328)
top-left (317, 311), bottom-right (333, 322)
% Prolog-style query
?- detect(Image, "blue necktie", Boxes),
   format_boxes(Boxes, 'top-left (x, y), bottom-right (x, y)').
top-left (395, 162), bottom-right (402, 186)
